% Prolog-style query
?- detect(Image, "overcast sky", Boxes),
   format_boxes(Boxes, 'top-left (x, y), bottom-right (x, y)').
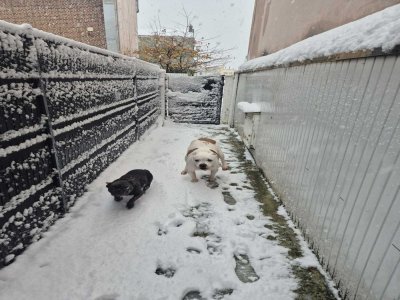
top-left (137, 0), bottom-right (255, 69)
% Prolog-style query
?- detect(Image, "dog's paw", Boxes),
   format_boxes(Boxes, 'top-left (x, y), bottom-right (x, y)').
top-left (191, 178), bottom-right (199, 182)
top-left (222, 165), bottom-right (229, 171)
top-left (114, 196), bottom-right (123, 202)
top-left (181, 170), bottom-right (188, 175)
top-left (126, 201), bottom-right (135, 209)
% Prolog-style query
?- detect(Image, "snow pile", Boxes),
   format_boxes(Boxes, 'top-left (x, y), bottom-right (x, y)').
top-left (240, 4), bottom-right (400, 72)
top-left (237, 102), bottom-right (261, 113)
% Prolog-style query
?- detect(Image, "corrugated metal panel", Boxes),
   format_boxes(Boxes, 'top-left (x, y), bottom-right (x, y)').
top-left (234, 56), bottom-right (400, 299)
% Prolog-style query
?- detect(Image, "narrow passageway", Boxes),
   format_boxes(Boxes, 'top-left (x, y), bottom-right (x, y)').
top-left (0, 122), bottom-right (338, 300)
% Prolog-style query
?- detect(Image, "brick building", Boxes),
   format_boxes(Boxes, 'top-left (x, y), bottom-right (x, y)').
top-left (0, 0), bottom-right (138, 55)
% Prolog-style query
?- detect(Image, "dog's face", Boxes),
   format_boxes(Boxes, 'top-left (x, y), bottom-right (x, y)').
top-left (106, 180), bottom-right (133, 196)
top-left (189, 149), bottom-right (219, 171)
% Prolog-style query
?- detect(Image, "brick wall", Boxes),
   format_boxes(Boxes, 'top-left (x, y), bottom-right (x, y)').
top-left (0, 0), bottom-right (106, 48)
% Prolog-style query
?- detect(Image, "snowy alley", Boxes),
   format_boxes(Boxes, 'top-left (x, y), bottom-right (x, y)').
top-left (0, 122), bottom-right (338, 300)
top-left (1, 3), bottom-right (400, 299)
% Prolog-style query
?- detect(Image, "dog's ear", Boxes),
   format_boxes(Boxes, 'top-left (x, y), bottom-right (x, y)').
top-left (210, 149), bottom-right (222, 161)
top-left (199, 137), bottom-right (216, 144)
top-left (186, 148), bottom-right (198, 157)
top-left (210, 149), bottom-right (219, 156)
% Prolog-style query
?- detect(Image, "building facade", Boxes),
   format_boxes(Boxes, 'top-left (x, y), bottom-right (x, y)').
top-left (0, 0), bottom-right (138, 55)
top-left (104, 0), bottom-right (139, 55)
top-left (247, 0), bottom-right (400, 59)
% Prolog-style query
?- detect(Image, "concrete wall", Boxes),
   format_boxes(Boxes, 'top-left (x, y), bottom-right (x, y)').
top-left (221, 75), bottom-right (235, 124)
top-left (248, 0), bottom-right (400, 59)
top-left (116, 0), bottom-right (138, 56)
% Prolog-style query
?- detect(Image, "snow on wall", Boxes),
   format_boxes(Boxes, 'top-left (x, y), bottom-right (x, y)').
top-left (237, 102), bottom-right (261, 113)
top-left (239, 4), bottom-right (400, 72)
top-left (0, 21), bottom-right (163, 267)
top-left (232, 8), bottom-right (400, 297)
top-left (167, 74), bottom-right (224, 124)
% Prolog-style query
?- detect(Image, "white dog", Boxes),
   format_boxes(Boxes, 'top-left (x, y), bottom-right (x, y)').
top-left (181, 137), bottom-right (229, 182)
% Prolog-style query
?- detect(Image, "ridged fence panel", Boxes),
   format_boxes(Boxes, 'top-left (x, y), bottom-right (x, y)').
top-left (166, 74), bottom-right (224, 124)
top-left (0, 22), bottom-right (164, 267)
top-left (233, 55), bottom-right (400, 299)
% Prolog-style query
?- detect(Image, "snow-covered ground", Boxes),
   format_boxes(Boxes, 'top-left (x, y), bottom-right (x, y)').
top-left (0, 121), bottom-right (338, 300)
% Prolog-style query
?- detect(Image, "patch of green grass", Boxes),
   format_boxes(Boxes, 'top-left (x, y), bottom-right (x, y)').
top-left (226, 132), bottom-right (302, 259)
top-left (224, 130), bottom-right (336, 299)
top-left (293, 266), bottom-right (337, 300)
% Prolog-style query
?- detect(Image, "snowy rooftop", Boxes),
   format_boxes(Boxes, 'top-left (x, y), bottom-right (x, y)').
top-left (239, 4), bottom-right (400, 72)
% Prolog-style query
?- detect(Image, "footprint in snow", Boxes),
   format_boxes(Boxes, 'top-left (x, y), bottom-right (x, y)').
top-left (94, 293), bottom-right (120, 300)
top-left (157, 228), bottom-right (168, 236)
top-left (183, 287), bottom-right (235, 299)
top-left (155, 266), bottom-right (176, 278)
top-left (213, 289), bottom-right (234, 299)
top-left (206, 181), bottom-right (219, 189)
top-left (234, 253), bottom-right (260, 283)
top-left (182, 290), bottom-right (205, 300)
top-left (156, 218), bottom-right (185, 235)
top-left (222, 191), bottom-right (236, 205)
top-left (186, 247), bottom-right (202, 254)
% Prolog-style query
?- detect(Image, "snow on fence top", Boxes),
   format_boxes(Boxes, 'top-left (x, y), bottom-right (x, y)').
top-left (0, 21), bottom-right (159, 66)
top-left (0, 20), bottom-right (162, 78)
top-left (168, 73), bottom-right (209, 93)
top-left (239, 4), bottom-right (400, 72)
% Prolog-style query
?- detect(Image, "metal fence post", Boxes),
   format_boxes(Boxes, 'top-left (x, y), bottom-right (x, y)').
top-left (216, 75), bottom-right (225, 125)
top-left (37, 78), bottom-right (68, 213)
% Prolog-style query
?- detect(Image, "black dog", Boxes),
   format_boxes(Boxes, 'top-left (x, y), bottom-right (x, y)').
top-left (106, 169), bottom-right (153, 209)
